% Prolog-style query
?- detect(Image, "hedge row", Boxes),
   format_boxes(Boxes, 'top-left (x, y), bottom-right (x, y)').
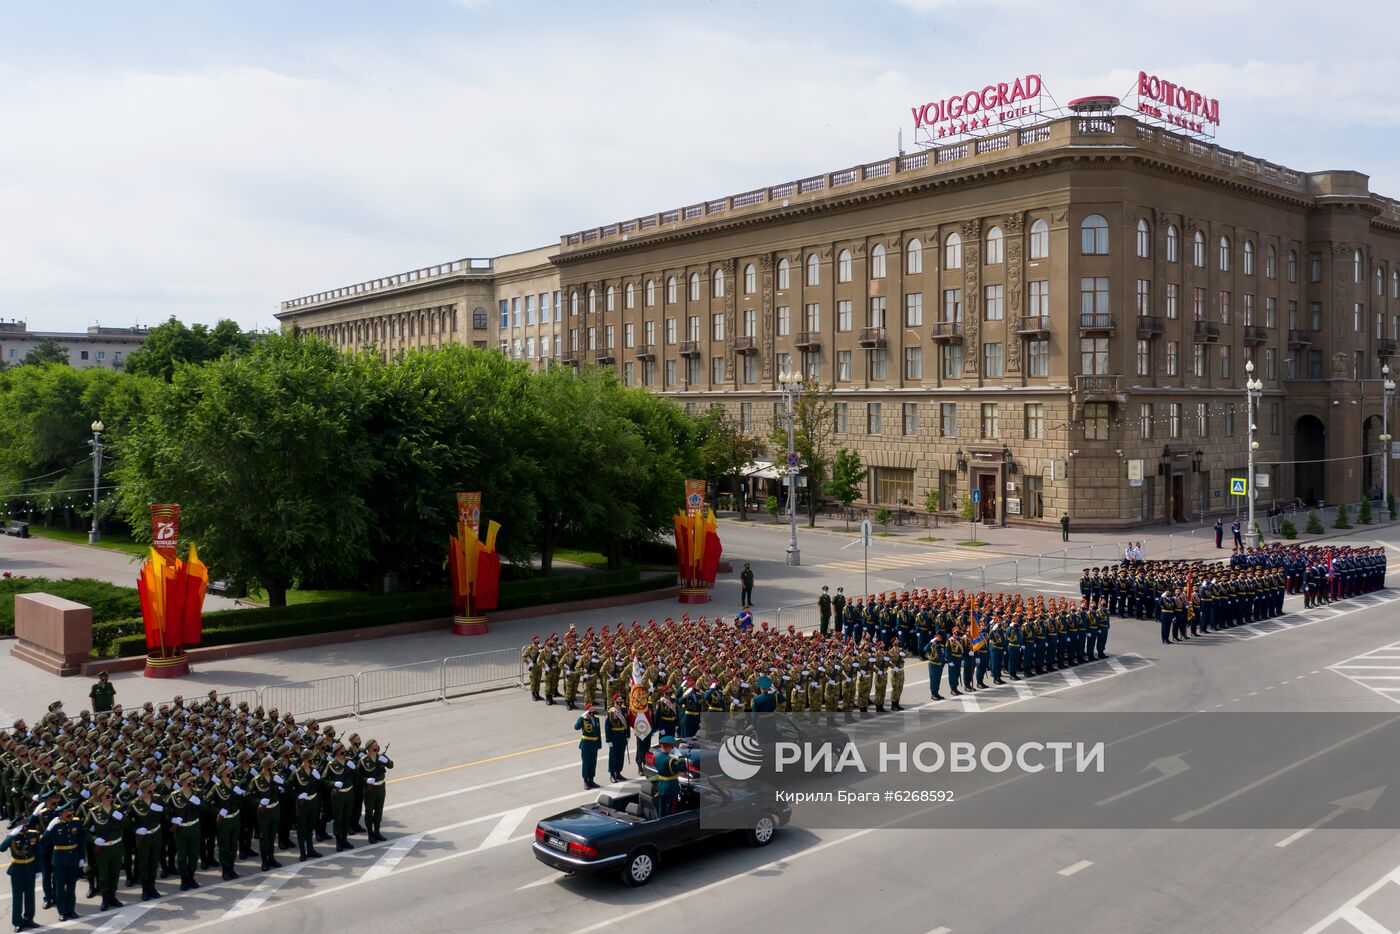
top-left (101, 570), bottom-right (676, 658)
top-left (1, 578), bottom-right (142, 637)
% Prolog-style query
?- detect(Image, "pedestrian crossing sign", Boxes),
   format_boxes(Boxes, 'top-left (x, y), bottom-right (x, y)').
top-left (1230, 478), bottom-right (1247, 496)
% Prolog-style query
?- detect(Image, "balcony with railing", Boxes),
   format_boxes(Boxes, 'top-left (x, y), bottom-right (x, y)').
top-left (560, 348), bottom-right (582, 365)
top-left (931, 320), bottom-right (964, 343)
top-left (731, 336), bottom-right (759, 355)
top-left (1015, 315), bottom-right (1050, 338)
top-left (1242, 325), bottom-right (1269, 346)
top-left (679, 340), bottom-right (702, 357)
top-left (1077, 313), bottom-right (1115, 334)
top-left (1287, 329), bottom-right (1314, 349)
top-left (858, 326), bottom-right (887, 348)
top-left (1073, 374), bottom-right (1126, 402)
top-left (594, 347), bottom-right (616, 365)
top-left (794, 330), bottom-right (821, 350)
top-left (1194, 320), bottom-right (1221, 342)
top-left (1135, 315), bottom-right (1165, 338)
top-left (634, 343), bottom-right (656, 360)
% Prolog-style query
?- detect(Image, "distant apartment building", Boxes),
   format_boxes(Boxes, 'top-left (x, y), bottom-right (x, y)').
top-left (0, 320), bottom-right (149, 370)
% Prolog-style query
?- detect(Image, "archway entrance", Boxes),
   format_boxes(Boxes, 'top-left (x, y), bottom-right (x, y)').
top-left (1294, 415), bottom-right (1326, 506)
top-left (1363, 415), bottom-right (1382, 498)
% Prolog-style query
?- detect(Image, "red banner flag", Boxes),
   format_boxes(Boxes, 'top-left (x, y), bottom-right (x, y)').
top-left (149, 504), bottom-right (180, 561)
top-left (700, 529), bottom-right (723, 586)
top-left (475, 549), bottom-right (501, 610)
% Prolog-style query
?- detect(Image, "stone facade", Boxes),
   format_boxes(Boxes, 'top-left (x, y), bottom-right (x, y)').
top-left (0, 321), bottom-right (148, 370)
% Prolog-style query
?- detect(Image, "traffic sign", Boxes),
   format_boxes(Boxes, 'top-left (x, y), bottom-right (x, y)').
top-left (860, 519), bottom-right (872, 546)
top-left (972, 489), bottom-right (981, 504)
top-left (786, 452), bottom-right (800, 469)
top-left (1230, 477), bottom-right (1248, 496)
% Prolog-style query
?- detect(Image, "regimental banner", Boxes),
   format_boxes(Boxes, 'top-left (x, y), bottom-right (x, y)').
top-left (685, 480), bottom-right (706, 518)
top-left (149, 503), bottom-right (180, 560)
top-left (457, 491), bottom-right (482, 534)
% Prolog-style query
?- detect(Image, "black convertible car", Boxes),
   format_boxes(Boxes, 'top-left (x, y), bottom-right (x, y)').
top-left (532, 758), bottom-right (791, 886)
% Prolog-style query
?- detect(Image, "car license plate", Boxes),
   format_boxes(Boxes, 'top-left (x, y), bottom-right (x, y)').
top-left (547, 836), bottom-right (568, 851)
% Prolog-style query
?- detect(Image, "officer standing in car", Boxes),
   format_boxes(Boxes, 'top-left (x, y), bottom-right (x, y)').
top-left (652, 736), bottom-right (681, 817)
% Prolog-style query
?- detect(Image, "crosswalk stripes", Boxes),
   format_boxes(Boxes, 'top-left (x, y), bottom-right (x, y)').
top-left (1329, 638), bottom-right (1400, 706)
top-left (1228, 592), bottom-right (1400, 642)
top-left (1301, 858), bottom-right (1400, 934)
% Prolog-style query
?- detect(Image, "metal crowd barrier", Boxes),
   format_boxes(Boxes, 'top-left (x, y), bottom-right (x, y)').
top-left (263, 675), bottom-right (360, 720)
top-left (442, 648), bottom-right (521, 698)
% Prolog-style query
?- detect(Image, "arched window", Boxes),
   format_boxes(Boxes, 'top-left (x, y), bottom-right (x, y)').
top-left (871, 244), bottom-right (887, 279)
top-left (1393, 270), bottom-right (1399, 299)
top-left (906, 238), bottom-right (923, 274)
top-left (1266, 244), bottom-right (1277, 279)
top-left (645, 279), bottom-right (655, 307)
top-left (944, 232), bottom-right (963, 270)
top-left (712, 268), bottom-right (725, 298)
top-left (1243, 240), bottom-right (1255, 275)
top-left (1029, 219), bottom-right (1049, 259)
top-left (666, 276), bottom-right (677, 304)
top-left (1355, 248), bottom-right (1364, 284)
top-left (689, 272), bottom-right (701, 301)
top-left (1166, 224), bottom-right (1179, 262)
top-left (570, 292), bottom-right (579, 316)
top-left (1218, 236), bottom-right (1231, 271)
top-left (985, 226), bottom-right (1004, 265)
top-left (1081, 214), bottom-right (1109, 255)
top-left (806, 253), bottom-right (820, 286)
top-left (1136, 219), bottom-right (1151, 258)
top-left (837, 249), bottom-right (853, 283)
top-left (1287, 250), bottom-right (1298, 283)
top-left (588, 289), bottom-right (597, 315)
top-left (605, 286), bottom-right (615, 312)
top-left (1193, 231), bottom-right (1207, 268)
top-left (777, 258), bottom-right (790, 290)
top-left (744, 263), bottom-right (756, 294)
top-left (624, 283), bottom-right (634, 309)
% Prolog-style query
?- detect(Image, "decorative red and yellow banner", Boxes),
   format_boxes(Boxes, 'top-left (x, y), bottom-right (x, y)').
top-left (674, 506), bottom-right (721, 604)
top-left (149, 503), bottom-right (180, 561)
top-left (137, 540), bottom-right (208, 678)
top-left (448, 497), bottom-right (500, 635)
top-left (684, 480), bottom-right (705, 518)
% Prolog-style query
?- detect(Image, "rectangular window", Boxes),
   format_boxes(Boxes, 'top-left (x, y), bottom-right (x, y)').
top-left (623, 362), bottom-right (634, 385)
top-left (1197, 402), bottom-right (1209, 437)
top-left (873, 467), bottom-right (915, 506)
top-left (777, 306), bottom-right (790, 336)
top-left (1135, 279), bottom-right (1151, 315)
top-left (1140, 403), bottom-right (1153, 439)
top-left (605, 324), bottom-right (615, 349)
top-left (587, 327), bottom-right (597, 351)
top-left (739, 403), bottom-right (753, 432)
top-left (776, 352), bottom-right (791, 376)
top-left (645, 320), bottom-right (655, 346)
top-left (525, 294), bottom-right (535, 325)
top-left (1166, 282), bottom-right (1180, 319)
top-left (1224, 402), bottom-right (1236, 437)
top-left (1288, 300), bottom-right (1298, 330)
top-left (902, 403), bottom-right (918, 436)
top-left (1024, 475), bottom-right (1044, 518)
top-left (869, 296), bottom-right (886, 329)
top-left (1029, 280), bottom-right (1049, 317)
top-left (1084, 403), bottom-right (1110, 440)
top-left (904, 346), bottom-right (923, 380)
top-left (684, 358), bottom-right (702, 387)
top-left (643, 359), bottom-right (656, 385)
top-left (743, 309), bottom-right (756, 338)
top-left (837, 350), bottom-right (852, 381)
top-left (837, 300), bottom-right (853, 332)
top-left (499, 299), bottom-right (508, 328)
top-left (666, 318), bottom-right (678, 344)
top-left (512, 297), bottom-right (520, 326)
top-left (905, 292), bottom-right (923, 327)
top-left (983, 342), bottom-right (1003, 376)
top-left (1355, 303), bottom-right (1363, 332)
top-left (1028, 340), bottom-right (1048, 377)
top-left (1242, 293), bottom-right (1254, 326)
top-left (939, 469), bottom-right (959, 512)
top-left (665, 360), bottom-right (677, 386)
top-left (940, 403), bottom-right (957, 438)
top-left (542, 291), bottom-right (552, 320)
top-left (804, 350), bottom-right (821, 381)
top-left (943, 288), bottom-right (963, 322)
top-left (1265, 296), bottom-right (1277, 328)
top-left (1309, 349), bottom-right (1324, 380)
top-left (867, 403), bottom-right (882, 434)
top-left (1192, 287), bottom-right (1206, 321)
top-left (804, 303), bottom-right (820, 333)
top-left (743, 354), bottom-right (758, 384)
top-left (1270, 402), bottom-right (1280, 435)
top-left (1024, 403), bottom-right (1044, 439)
top-left (687, 316), bottom-right (700, 341)
top-left (1169, 402), bottom-right (1182, 438)
top-left (868, 348), bottom-right (888, 381)
top-left (1310, 254), bottom-right (1323, 282)
top-left (834, 402), bottom-right (849, 433)
top-left (1080, 277), bottom-right (1110, 322)
top-left (1079, 337), bottom-right (1109, 375)
top-left (712, 314), bottom-right (725, 341)
top-left (942, 343), bottom-right (963, 378)
top-left (1310, 302), bottom-right (1323, 331)
top-left (711, 356), bottom-right (725, 383)
top-left (1136, 339), bottom-right (1151, 377)
top-left (1193, 343), bottom-right (1206, 378)
top-left (1218, 290), bottom-right (1231, 325)
top-left (984, 284), bottom-right (1004, 320)
top-left (1219, 345), bottom-right (1231, 379)
top-left (1265, 347), bottom-right (1277, 380)
top-left (624, 323), bottom-right (634, 348)
top-left (980, 403), bottom-right (999, 439)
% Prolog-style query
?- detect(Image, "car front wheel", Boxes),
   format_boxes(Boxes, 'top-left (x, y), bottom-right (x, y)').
top-left (621, 848), bottom-right (656, 886)
top-left (745, 814), bottom-right (776, 847)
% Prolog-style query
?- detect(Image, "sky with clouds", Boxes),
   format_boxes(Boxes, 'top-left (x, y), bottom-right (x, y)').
top-left (4, 0), bottom-right (1399, 333)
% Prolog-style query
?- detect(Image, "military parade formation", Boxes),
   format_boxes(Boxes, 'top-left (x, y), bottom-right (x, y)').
top-left (0, 691), bottom-right (394, 931)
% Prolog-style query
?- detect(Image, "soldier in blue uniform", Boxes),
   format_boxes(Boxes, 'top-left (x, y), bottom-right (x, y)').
top-left (988, 622), bottom-right (1006, 685)
top-left (43, 799), bottom-right (84, 921)
top-left (652, 736), bottom-right (682, 817)
top-left (924, 634), bottom-right (946, 700)
top-left (604, 697), bottom-right (630, 785)
top-left (2, 816), bottom-right (42, 932)
top-left (574, 704), bottom-right (602, 790)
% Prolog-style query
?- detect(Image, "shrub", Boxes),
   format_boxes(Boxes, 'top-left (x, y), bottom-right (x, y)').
top-left (765, 495), bottom-right (779, 519)
top-left (1359, 499), bottom-right (1373, 524)
top-left (1334, 504), bottom-right (1351, 529)
top-left (1306, 509), bottom-right (1324, 534)
top-left (1280, 518), bottom-right (1297, 539)
top-left (874, 507), bottom-right (892, 528)
top-left (0, 577), bottom-right (141, 637)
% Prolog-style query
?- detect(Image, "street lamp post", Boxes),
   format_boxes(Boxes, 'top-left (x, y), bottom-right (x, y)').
top-left (88, 419), bottom-right (105, 544)
top-left (778, 370), bottom-right (804, 566)
top-left (1244, 361), bottom-right (1262, 549)
top-left (1382, 364), bottom-right (1396, 513)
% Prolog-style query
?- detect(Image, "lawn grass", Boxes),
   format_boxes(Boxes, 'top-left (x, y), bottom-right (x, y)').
top-left (244, 587), bottom-right (365, 607)
top-left (955, 540), bottom-right (992, 548)
top-left (915, 536), bottom-right (945, 543)
top-left (551, 547), bottom-right (613, 570)
top-left (29, 526), bottom-right (148, 557)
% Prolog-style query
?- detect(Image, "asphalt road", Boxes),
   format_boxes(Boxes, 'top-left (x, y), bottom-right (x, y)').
top-left (3, 533), bottom-right (1397, 934)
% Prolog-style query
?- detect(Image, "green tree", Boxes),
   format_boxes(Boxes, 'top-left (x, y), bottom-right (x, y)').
top-left (768, 383), bottom-right (837, 527)
top-left (123, 317), bottom-right (253, 381)
top-left (113, 334), bottom-right (376, 607)
top-left (696, 405), bottom-right (763, 520)
top-left (765, 494), bottom-right (779, 519)
top-left (1334, 503), bottom-right (1351, 529)
top-left (959, 491), bottom-right (977, 523)
top-left (1306, 509), bottom-right (1324, 534)
top-left (20, 338), bottom-right (70, 367)
top-left (1359, 499), bottom-right (1374, 524)
top-left (1280, 518), bottom-right (1297, 539)
top-left (874, 506), bottom-right (891, 529)
top-left (924, 489), bottom-right (941, 514)
top-left (827, 447), bottom-right (868, 530)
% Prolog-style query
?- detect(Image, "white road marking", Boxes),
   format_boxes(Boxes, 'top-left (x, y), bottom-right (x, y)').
top-left (1301, 859), bottom-right (1400, 934)
top-left (1013, 682), bottom-right (1034, 700)
top-left (925, 928), bottom-right (953, 934)
top-left (516, 872), bottom-right (563, 891)
top-left (1057, 860), bottom-right (1093, 877)
top-left (1330, 639), bottom-right (1400, 705)
top-left (93, 904), bottom-right (156, 933)
top-left (959, 694), bottom-right (980, 712)
top-left (1230, 595), bottom-right (1400, 641)
top-left (222, 863), bottom-right (310, 920)
top-left (481, 806), bottom-right (531, 849)
top-left (386, 762), bottom-right (577, 811)
top-left (359, 831), bottom-right (425, 882)
top-left (1106, 657), bottom-right (1128, 674)
top-left (1061, 669), bottom-right (1083, 687)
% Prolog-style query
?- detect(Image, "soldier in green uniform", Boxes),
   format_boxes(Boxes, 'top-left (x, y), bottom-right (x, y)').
top-left (169, 773), bottom-right (204, 889)
top-left (212, 763), bottom-right (242, 878)
top-left (818, 586), bottom-right (832, 637)
top-left (88, 671), bottom-right (116, 715)
top-left (323, 747), bottom-right (356, 852)
top-left (543, 640), bottom-right (562, 705)
top-left (604, 697), bottom-right (630, 784)
top-left (292, 753), bottom-right (324, 862)
top-left (250, 758), bottom-right (284, 870)
top-left (2, 816), bottom-right (42, 931)
top-left (43, 799), bottom-right (84, 921)
top-left (360, 740), bottom-right (393, 844)
top-left (871, 648), bottom-right (889, 713)
top-left (832, 587), bottom-right (847, 637)
top-left (856, 654), bottom-right (874, 714)
top-left (85, 784), bottom-right (125, 910)
top-left (888, 646), bottom-right (906, 711)
top-left (127, 780), bottom-right (164, 901)
top-left (574, 704), bottom-right (602, 790)
top-left (562, 651), bottom-right (581, 711)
